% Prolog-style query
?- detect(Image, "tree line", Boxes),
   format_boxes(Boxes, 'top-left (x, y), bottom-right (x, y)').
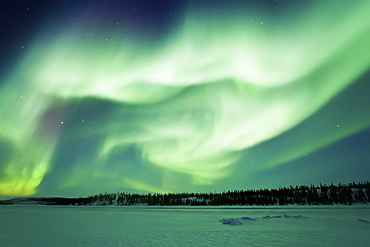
top-left (75, 181), bottom-right (370, 206)
top-left (1, 181), bottom-right (369, 206)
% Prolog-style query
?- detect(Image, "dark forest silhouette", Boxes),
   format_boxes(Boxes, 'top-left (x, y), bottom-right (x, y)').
top-left (2, 181), bottom-right (369, 206)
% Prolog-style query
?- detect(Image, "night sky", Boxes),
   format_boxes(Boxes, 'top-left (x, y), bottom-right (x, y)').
top-left (1, 0), bottom-right (369, 199)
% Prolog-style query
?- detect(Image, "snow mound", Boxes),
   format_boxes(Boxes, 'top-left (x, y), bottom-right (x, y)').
top-left (220, 214), bottom-right (306, 226)
top-left (263, 215), bottom-right (282, 219)
top-left (357, 219), bottom-right (370, 224)
top-left (220, 218), bottom-right (242, 226)
top-left (263, 214), bottom-right (305, 219)
top-left (241, 217), bottom-right (256, 221)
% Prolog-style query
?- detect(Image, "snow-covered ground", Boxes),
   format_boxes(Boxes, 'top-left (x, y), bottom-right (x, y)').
top-left (1, 205), bottom-right (369, 246)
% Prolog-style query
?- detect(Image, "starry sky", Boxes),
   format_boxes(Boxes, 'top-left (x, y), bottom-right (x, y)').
top-left (1, 0), bottom-right (369, 199)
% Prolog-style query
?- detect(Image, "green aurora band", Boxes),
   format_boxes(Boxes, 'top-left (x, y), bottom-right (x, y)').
top-left (0, 1), bottom-right (370, 197)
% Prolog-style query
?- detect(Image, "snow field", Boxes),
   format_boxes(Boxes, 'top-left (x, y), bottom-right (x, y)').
top-left (0, 206), bottom-right (369, 246)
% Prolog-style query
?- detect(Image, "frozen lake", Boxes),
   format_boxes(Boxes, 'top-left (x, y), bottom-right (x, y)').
top-left (1, 205), bottom-right (369, 246)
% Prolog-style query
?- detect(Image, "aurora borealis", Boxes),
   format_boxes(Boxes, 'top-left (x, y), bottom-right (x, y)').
top-left (1, 1), bottom-right (369, 198)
